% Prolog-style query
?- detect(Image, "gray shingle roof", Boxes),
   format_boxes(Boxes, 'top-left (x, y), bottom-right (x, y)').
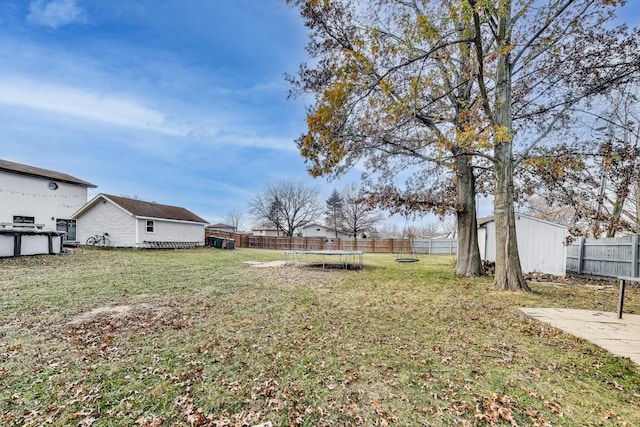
top-left (0, 159), bottom-right (96, 188)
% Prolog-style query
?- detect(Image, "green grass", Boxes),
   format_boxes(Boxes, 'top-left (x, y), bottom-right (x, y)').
top-left (1, 248), bottom-right (639, 426)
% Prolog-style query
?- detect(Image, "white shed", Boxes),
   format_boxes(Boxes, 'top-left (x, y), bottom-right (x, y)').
top-left (480, 213), bottom-right (567, 275)
top-left (73, 194), bottom-right (208, 248)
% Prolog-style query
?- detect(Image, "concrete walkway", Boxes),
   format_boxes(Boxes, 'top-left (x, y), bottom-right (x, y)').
top-left (520, 308), bottom-right (640, 366)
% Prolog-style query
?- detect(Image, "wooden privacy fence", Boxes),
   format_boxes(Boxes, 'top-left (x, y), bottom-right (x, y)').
top-left (204, 230), bottom-right (458, 255)
top-left (566, 235), bottom-right (640, 278)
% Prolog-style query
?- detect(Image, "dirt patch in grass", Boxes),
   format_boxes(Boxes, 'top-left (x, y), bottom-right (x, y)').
top-left (242, 260), bottom-right (287, 268)
top-left (246, 261), bottom-right (357, 289)
top-left (66, 303), bottom-right (157, 325)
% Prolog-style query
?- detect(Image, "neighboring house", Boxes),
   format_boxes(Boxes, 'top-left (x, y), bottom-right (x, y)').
top-left (479, 213), bottom-right (567, 275)
top-left (251, 227), bottom-right (281, 237)
top-left (0, 159), bottom-right (96, 242)
top-left (207, 223), bottom-right (236, 233)
top-left (300, 223), bottom-right (350, 239)
top-left (73, 194), bottom-right (208, 248)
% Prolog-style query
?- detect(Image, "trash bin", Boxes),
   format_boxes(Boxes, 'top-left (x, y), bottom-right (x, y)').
top-left (214, 237), bottom-right (224, 248)
top-left (225, 238), bottom-right (235, 250)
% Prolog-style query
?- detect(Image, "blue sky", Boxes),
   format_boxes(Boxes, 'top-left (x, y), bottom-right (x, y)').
top-left (0, 0), bottom-right (323, 227)
top-left (0, 0), bottom-right (638, 229)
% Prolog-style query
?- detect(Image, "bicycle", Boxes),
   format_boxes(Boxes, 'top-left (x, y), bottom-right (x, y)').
top-left (86, 232), bottom-right (111, 247)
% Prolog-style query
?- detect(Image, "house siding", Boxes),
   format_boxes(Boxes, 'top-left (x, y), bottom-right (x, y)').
top-left (301, 224), bottom-right (350, 238)
top-left (138, 218), bottom-right (204, 246)
top-left (0, 170), bottom-right (88, 230)
top-left (252, 228), bottom-right (280, 237)
top-left (477, 227), bottom-right (487, 260)
top-left (76, 201), bottom-right (137, 247)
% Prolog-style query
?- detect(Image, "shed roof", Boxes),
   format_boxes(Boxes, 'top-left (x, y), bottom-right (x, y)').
top-left (75, 193), bottom-right (208, 224)
top-left (478, 213), bottom-right (566, 229)
top-left (477, 216), bottom-right (495, 227)
top-left (0, 159), bottom-right (97, 188)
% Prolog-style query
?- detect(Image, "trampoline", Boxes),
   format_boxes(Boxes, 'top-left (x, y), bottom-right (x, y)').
top-left (285, 249), bottom-right (364, 270)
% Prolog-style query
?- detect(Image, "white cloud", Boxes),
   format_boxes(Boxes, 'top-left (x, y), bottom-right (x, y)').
top-left (27, 0), bottom-right (87, 29)
top-left (0, 74), bottom-right (300, 153)
top-left (0, 76), bottom-right (182, 135)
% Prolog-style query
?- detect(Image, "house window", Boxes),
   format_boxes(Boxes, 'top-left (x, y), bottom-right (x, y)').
top-left (146, 220), bottom-right (155, 233)
top-left (13, 216), bottom-right (35, 224)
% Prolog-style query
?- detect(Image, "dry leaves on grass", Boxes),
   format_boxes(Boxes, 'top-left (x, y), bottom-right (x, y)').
top-left (475, 393), bottom-right (518, 426)
top-left (173, 393), bottom-right (265, 427)
top-left (54, 302), bottom-right (192, 357)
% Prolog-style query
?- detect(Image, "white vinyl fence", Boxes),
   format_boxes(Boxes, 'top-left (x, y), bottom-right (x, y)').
top-left (411, 238), bottom-right (458, 255)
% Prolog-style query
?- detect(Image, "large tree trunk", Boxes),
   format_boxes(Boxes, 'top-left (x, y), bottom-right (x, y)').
top-left (493, 1), bottom-right (529, 291)
top-left (494, 146), bottom-right (529, 291)
top-left (452, 27), bottom-right (483, 277)
top-left (454, 154), bottom-right (483, 276)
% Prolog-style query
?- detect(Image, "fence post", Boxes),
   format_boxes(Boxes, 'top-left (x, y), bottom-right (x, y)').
top-left (577, 237), bottom-right (585, 275)
top-left (632, 235), bottom-right (639, 277)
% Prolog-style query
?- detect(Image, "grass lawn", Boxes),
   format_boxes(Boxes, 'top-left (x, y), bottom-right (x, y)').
top-left (1, 248), bottom-right (639, 426)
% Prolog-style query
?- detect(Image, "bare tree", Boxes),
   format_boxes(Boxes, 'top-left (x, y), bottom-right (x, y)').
top-left (408, 218), bottom-right (456, 238)
top-left (518, 85), bottom-right (640, 239)
top-left (248, 182), bottom-right (323, 237)
top-left (224, 208), bottom-right (245, 232)
top-left (377, 222), bottom-right (400, 239)
top-left (120, 194), bottom-right (141, 200)
top-left (340, 184), bottom-right (383, 239)
top-left (419, 222), bottom-right (442, 238)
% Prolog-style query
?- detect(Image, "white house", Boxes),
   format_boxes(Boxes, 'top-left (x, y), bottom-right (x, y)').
top-left (300, 223), bottom-right (350, 239)
top-left (73, 194), bottom-right (208, 248)
top-left (0, 159), bottom-right (96, 242)
top-left (479, 213), bottom-right (567, 275)
top-left (251, 227), bottom-right (281, 237)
